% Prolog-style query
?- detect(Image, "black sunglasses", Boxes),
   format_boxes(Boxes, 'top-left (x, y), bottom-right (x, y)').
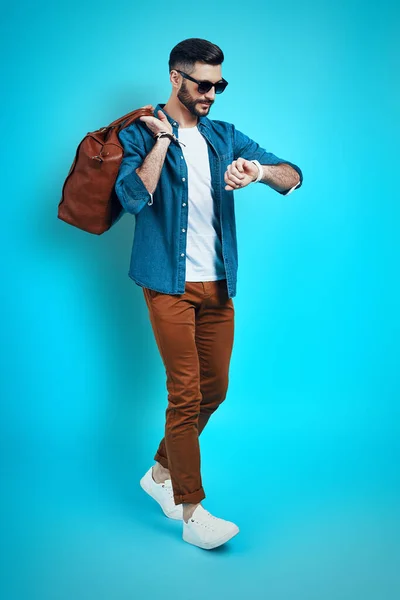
top-left (175, 70), bottom-right (229, 94)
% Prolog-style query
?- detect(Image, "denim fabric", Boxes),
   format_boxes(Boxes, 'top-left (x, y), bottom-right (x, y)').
top-left (115, 103), bottom-right (303, 298)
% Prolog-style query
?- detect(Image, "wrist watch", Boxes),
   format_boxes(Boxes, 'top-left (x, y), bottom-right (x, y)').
top-left (250, 159), bottom-right (263, 183)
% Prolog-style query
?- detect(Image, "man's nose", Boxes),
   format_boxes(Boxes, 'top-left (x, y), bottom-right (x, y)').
top-left (204, 89), bottom-right (216, 101)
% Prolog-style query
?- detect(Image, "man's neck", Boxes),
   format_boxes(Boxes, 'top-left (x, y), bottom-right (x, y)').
top-left (162, 99), bottom-right (199, 128)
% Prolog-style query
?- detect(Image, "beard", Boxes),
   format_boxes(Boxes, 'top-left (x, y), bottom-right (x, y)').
top-left (177, 80), bottom-right (213, 117)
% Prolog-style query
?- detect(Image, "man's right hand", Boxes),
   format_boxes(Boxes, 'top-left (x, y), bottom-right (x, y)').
top-left (139, 109), bottom-right (173, 136)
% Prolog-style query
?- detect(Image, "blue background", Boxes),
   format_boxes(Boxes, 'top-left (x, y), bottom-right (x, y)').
top-left (2, 1), bottom-right (399, 598)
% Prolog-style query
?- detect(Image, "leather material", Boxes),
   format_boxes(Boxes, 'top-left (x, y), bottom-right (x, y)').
top-left (58, 105), bottom-right (154, 235)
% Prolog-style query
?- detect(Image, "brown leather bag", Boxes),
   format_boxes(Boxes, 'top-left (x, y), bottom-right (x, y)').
top-left (58, 105), bottom-right (154, 235)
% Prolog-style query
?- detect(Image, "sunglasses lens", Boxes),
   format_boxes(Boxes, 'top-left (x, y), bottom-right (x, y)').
top-left (215, 81), bottom-right (227, 94)
top-left (198, 82), bottom-right (212, 94)
top-left (197, 80), bottom-right (228, 94)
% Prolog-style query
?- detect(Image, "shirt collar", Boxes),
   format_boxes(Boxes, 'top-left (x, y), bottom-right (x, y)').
top-left (154, 103), bottom-right (209, 130)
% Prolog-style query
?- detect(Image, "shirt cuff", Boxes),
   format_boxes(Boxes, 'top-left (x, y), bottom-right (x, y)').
top-left (282, 180), bottom-right (301, 196)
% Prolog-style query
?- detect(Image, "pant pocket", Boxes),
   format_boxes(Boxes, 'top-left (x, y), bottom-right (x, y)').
top-left (144, 287), bottom-right (160, 300)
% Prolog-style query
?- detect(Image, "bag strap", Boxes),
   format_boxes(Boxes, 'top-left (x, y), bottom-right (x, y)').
top-left (107, 106), bottom-right (155, 132)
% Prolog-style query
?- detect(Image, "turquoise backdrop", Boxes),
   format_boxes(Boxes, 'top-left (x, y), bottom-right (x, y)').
top-left (1, 1), bottom-right (399, 598)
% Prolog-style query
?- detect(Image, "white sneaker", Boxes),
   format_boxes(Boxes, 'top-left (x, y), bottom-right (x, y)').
top-left (182, 504), bottom-right (240, 550)
top-left (139, 465), bottom-right (183, 520)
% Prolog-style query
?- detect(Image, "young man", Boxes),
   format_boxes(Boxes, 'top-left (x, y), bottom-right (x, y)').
top-left (115, 38), bottom-right (303, 550)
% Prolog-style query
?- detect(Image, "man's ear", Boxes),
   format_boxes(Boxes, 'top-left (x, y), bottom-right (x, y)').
top-left (170, 70), bottom-right (180, 89)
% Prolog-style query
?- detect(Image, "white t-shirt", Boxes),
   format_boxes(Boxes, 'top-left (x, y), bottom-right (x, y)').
top-left (177, 125), bottom-right (226, 282)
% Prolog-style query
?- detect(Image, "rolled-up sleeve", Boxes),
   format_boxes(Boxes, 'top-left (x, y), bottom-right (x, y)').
top-left (115, 126), bottom-right (153, 215)
top-left (232, 125), bottom-right (303, 195)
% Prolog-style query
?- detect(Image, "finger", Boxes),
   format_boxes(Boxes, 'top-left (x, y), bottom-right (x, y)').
top-left (224, 169), bottom-right (238, 185)
top-left (236, 157), bottom-right (246, 173)
top-left (224, 169), bottom-right (242, 189)
top-left (226, 168), bottom-right (253, 189)
top-left (227, 164), bottom-right (245, 185)
top-left (230, 162), bottom-right (246, 182)
top-left (230, 160), bottom-right (245, 179)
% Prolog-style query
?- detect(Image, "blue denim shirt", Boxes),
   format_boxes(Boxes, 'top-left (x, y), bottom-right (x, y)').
top-left (115, 103), bottom-right (303, 298)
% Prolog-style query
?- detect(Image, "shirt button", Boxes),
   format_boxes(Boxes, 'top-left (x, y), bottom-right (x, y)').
top-left (180, 156), bottom-right (184, 159)
top-left (182, 203), bottom-right (186, 206)
top-left (181, 253), bottom-right (185, 257)
top-left (173, 122), bottom-right (177, 126)
top-left (182, 177), bottom-right (186, 182)
top-left (182, 228), bottom-right (185, 232)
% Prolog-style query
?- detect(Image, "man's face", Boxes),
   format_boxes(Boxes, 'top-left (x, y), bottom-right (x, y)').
top-left (176, 63), bottom-right (222, 118)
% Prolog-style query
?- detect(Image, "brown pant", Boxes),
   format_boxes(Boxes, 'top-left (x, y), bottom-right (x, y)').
top-left (142, 279), bottom-right (235, 505)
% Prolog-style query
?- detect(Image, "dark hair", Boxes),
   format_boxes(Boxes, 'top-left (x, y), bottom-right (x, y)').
top-left (168, 38), bottom-right (224, 74)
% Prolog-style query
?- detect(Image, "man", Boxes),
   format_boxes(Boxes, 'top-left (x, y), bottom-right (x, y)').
top-left (115, 38), bottom-right (303, 550)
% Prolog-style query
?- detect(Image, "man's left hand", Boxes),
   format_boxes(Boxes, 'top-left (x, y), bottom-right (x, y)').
top-left (224, 157), bottom-right (258, 191)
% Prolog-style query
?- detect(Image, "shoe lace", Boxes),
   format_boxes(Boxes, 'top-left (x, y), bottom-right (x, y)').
top-left (190, 511), bottom-right (217, 530)
top-left (160, 479), bottom-right (216, 528)
top-left (162, 480), bottom-right (174, 499)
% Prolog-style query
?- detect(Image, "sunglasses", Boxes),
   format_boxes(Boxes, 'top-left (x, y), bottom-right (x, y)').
top-left (175, 70), bottom-right (229, 94)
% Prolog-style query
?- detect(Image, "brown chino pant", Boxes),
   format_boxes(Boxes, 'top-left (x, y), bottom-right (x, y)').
top-left (142, 279), bottom-right (235, 506)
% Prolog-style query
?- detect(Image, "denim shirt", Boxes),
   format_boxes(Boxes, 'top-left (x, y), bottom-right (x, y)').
top-left (115, 103), bottom-right (303, 298)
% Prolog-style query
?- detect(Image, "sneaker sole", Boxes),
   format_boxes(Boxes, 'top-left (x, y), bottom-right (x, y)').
top-left (139, 473), bottom-right (183, 520)
top-left (182, 524), bottom-right (240, 550)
